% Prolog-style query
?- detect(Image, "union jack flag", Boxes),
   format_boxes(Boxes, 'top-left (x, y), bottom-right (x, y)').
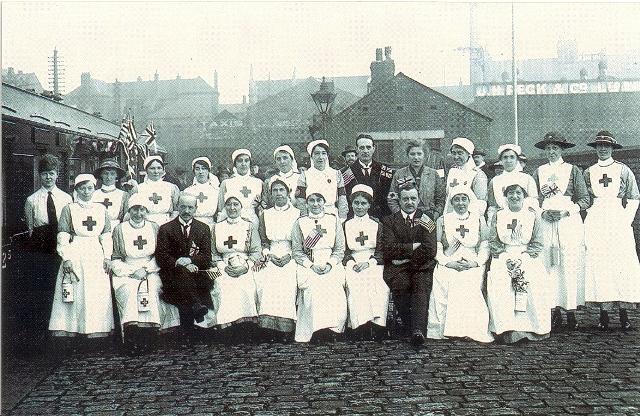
top-left (380, 165), bottom-right (394, 178)
top-left (397, 176), bottom-right (415, 189)
top-left (144, 121), bottom-right (156, 146)
top-left (252, 256), bottom-right (268, 272)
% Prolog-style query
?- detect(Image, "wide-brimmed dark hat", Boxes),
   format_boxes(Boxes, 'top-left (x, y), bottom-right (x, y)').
top-left (341, 145), bottom-right (357, 157)
top-left (587, 130), bottom-right (623, 149)
top-left (94, 158), bottom-right (126, 179)
top-left (534, 132), bottom-right (576, 150)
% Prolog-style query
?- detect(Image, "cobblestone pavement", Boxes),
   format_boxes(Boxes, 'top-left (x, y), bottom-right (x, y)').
top-left (3, 308), bottom-right (640, 415)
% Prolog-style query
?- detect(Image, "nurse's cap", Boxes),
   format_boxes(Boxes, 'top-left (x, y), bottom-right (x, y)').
top-left (127, 193), bottom-right (150, 210)
top-left (497, 143), bottom-right (522, 157)
top-left (192, 156), bottom-right (212, 170)
top-left (448, 184), bottom-right (474, 202)
top-left (231, 149), bottom-right (251, 162)
top-left (450, 137), bottom-right (475, 155)
top-left (351, 184), bottom-right (373, 198)
top-left (307, 139), bottom-right (329, 156)
top-left (74, 173), bottom-right (97, 187)
top-left (143, 155), bottom-right (164, 170)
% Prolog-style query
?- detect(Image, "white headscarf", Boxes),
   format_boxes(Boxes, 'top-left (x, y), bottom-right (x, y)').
top-left (497, 143), bottom-right (524, 173)
top-left (450, 137), bottom-right (478, 172)
top-left (273, 145), bottom-right (299, 173)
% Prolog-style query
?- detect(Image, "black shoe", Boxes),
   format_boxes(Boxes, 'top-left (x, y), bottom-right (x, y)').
top-left (192, 304), bottom-right (208, 323)
top-left (598, 310), bottom-right (609, 331)
top-left (411, 330), bottom-right (425, 347)
top-left (566, 312), bottom-right (579, 331)
top-left (620, 309), bottom-right (632, 331)
top-left (551, 309), bottom-right (563, 331)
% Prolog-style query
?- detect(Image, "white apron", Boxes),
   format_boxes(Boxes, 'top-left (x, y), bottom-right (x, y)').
top-left (537, 162), bottom-right (586, 310)
top-left (585, 162), bottom-right (640, 305)
top-left (136, 180), bottom-right (175, 225)
top-left (344, 216), bottom-right (389, 329)
top-left (295, 214), bottom-right (347, 342)
top-left (185, 181), bottom-right (220, 227)
top-left (49, 203), bottom-right (114, 337)
top-left (427, 212), bottom-right (493, 343)
top-left (254, 205), bottom-right (300, 330)
top-left (219, 175), bottom-right (263, 225)
top-left (487, 209), bottom-right (551, 339)
top-left (112, 221), bottom-right (180, 332)
top-left (197, 218), bottom-right (258, 328)
top-left (92, 187), bottom-right (127, 229)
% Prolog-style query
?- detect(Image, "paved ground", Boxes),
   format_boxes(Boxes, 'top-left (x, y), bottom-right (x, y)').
top-left (3, 308), bottom-right (639, 415)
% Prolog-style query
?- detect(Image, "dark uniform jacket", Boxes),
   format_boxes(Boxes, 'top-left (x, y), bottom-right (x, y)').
top-left (344, 160), bottom-right (394, 219)
top-left (155, 217), bottom-right (212, 306)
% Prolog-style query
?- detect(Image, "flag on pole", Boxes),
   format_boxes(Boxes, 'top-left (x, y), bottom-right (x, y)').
top-left (303, 228), bottom-right (323, 249)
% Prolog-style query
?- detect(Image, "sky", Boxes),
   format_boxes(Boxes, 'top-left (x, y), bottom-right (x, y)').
top-left (2, 1), bottom-right (640, 104)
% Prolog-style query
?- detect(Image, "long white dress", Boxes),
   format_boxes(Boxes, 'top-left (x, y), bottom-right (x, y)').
top-left (49, 202), bottom-right (114, 337)
top-left (111, 220), bottom-right (180, 333)
top-left (427, 211), bottom-right (493, 343)
top-left (217, 174), bottom-right (263, 225)
top-left (343, 215), bottom-right (389, 329)
top-left (292, 213), bottom-right (348, 342)
top-left (197, 217), bottom-right (261, 328)
top-left (92, 185), bottom-right (129, 230)
top-left (135, 179), bottom-right (179, 225)
top-left (254, 203), bottom-right (300, 332)
top-left (534, 161), bottom-right (590, 311)
top-left (584, 159), bottom-right (640, 308)
top-left (487, 207), bottom-right (551, 343)
top-left (184, 180), bottom-right (220, 228)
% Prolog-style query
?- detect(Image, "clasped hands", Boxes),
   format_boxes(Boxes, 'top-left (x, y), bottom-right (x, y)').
top-left (446, 257), bottom-right (479, 272)
top-left (267, 253), bottom-right (292, 268)
top-left (311, 263), bottom-right (332, 275)
top-left (176, 257), bottom-right (199, 273)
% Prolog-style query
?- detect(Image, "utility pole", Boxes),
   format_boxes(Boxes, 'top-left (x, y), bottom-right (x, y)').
top-left (511, 3), bottom-right (518, 145)
top-left (48, 47), bottom-right (65, 97)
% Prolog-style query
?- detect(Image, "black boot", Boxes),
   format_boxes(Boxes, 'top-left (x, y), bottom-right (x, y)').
top-left (598, 310), bottom-right (609, 331)
top-left (566, 312), bottom-right (579, 331)
top-left (551, 308), bottom-right (563, 332)
top-left (620, 308), bottom-right (632, 331)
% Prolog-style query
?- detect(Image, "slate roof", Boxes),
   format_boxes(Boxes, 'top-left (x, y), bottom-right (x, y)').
top-left (2, 83), bottom-right (120, 140)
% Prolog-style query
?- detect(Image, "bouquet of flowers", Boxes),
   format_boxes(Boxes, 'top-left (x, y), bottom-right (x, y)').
top-left (506, 258), bottom-right (528, 312)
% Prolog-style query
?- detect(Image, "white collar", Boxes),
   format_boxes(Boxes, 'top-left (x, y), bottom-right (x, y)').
top-left (353, 213), bottom-right (370, 222)
top-left (226, 216), bottom-right (241, 224)
top-left (273, 202), bottom-right (291, 212)
top-left (178, 217), bottom-right (192, 227)
top-left (308, 211), bottom-right (325, 220)
top-left (548, 157), bottom-right (564, 167)
top-left (476, 161), bottom-right (485, 168)
top-left (41, 185), bottom-right (58, 193)
top-left (278, 169), bottom-right (297, 179)
top-left (359, 161), bottom-right (372, 169)
top-left (597, 157), bottom-right (615, 167)
top-left (453, 210), bottom-right (471, 221)
top-left (101, 184), bottom-right (117, 192)
top-left (129, 219), bottom-right (146, 229)
top-left (401, 210), bottom-right (415, 220)
top-left (76, 198), bottom-right (93, 208)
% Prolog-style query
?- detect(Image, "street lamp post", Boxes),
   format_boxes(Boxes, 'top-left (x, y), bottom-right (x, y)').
top-left (311, 77), bottom-right (336, 140)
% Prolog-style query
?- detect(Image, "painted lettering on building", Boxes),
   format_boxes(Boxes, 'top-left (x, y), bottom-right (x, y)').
top-left (475, 80), bottom-right (640, 97)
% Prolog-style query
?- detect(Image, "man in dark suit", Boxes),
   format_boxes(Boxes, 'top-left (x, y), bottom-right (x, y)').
top-left (344, 134), bottom-right (394, 219)
top-left (473, 148), bottom-right (494, 181)
top-left (156, 193), bottom-right (213, 327)
top-left (379, 184), bottom-right (437, 346)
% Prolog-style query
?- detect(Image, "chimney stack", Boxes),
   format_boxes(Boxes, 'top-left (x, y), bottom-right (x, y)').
top-left (369, 46), bottom-right (395, 93)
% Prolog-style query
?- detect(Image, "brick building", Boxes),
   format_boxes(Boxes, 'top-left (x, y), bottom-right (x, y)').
top-left (328, 48), bottom-right (492, 167)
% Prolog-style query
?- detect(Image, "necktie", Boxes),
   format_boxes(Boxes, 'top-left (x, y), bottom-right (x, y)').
top-left (182, 223), bottom-right (189, 239)
top-left (47, 191), bottom-right (57, 226)
top-left (363, 167), bottom-right (371, 182)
